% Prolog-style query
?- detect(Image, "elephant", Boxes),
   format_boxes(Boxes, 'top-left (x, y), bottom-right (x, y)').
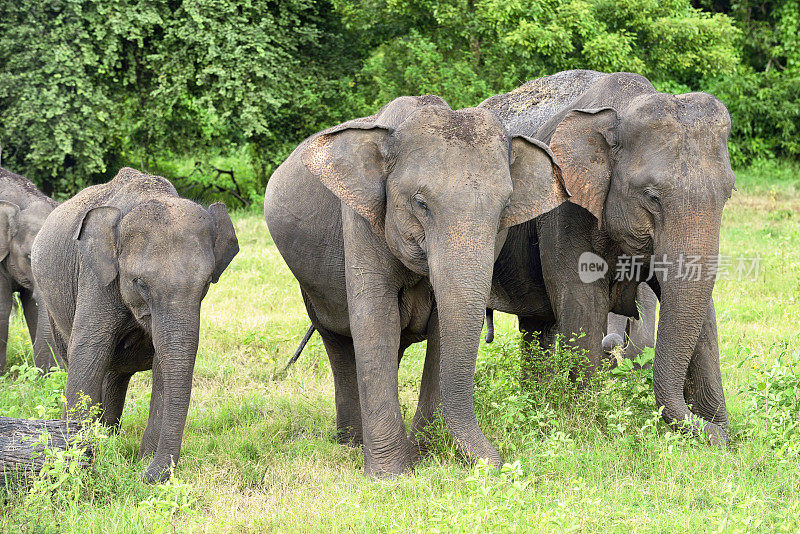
top-left (481, 70), bottom-right (735, 443)
top-left (0, 167), bottom-right (59, 372)
top-left (603, 283), bottom-right (657, 362)
top-left (31, 167), bottom-right (239, 482)
top-left (264, 95), bottom-right (569, 477)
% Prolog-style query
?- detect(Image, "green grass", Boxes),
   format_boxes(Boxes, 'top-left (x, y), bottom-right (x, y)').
top-left (2, 161), bottom-right (800, 532)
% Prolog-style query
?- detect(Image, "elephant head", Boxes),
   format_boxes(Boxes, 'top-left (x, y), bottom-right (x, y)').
top-left (549, 91), bottom-right (735, 443)
top-left (0, 200), bottom-right (55, 288)
top-left (302, 104), bottom-right (569, 465)
top-left (74, 198), bottom-right (238, 480)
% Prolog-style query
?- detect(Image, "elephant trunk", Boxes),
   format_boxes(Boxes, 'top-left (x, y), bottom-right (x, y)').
top-left (651, 212), bottom-right (727, 444)
top-left (428, 222), bottom-right (502, 468)
top-left (143, 305), bottom-right (200, 483)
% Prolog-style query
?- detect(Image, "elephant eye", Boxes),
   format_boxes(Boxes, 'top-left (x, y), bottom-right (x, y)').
top-left (412, 194), bottom-right (429, 212)
top-left (644, 188), bottom-right (661, 206)
top-left (133, 277), bottom-right (150, 296)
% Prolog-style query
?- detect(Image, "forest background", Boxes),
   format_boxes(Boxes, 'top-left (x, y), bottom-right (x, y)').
top-left (1, 0), bottom-right (798, 204)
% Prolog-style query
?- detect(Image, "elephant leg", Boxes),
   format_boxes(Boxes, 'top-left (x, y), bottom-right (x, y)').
top-left (603, 312), bottom-right (628, 354)
top-left (537, 211), bottom-right (610, 381)
top-left (518, 315), bottom-right (555, 383)
top-left (349, 300), bottom-right (409, 477)
top-left (409, 308), bottom-right (442, 458)
top-left (683, 299), bottom-right (729, 432)
top-left (623, 284), bottom-right (658, 362)
top-left (63, 306), bottom-right (122, 420)
top-left (20, 288), bottom-right (38, 345)
top-left (0, 278), bottom-right (12, 372)
top-left (34, 311), bottom-right (67, 370)
top-left (550, 283), bottom-right (610, 383)
top-left (101, 370), bottom-right (133, 430)
top-left (21, 289), bottom-right (57, 372)
top-left (342, 213), bottom-right (410, 478)
top-left (139, 357), bottom-right (164, 460)
top-left (319, 329), bottom-right (363, 446)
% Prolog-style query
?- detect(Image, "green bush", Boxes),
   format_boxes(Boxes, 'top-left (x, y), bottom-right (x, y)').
top-left (739, 342), bottom-right (800, 463)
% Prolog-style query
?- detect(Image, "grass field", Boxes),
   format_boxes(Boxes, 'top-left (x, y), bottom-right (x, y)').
top-left (2, 160), bottom-right (799, 532)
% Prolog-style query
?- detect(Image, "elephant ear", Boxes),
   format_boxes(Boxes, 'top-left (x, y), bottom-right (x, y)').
top-left (549, 108), bottom-right (619, 227)
top-left (302, 123), bottom-right (393, 236)
top-left (208, 202), bottom-right (239, 283)
top-left (501, 136), bottom-right (570, 229)
top-left (73, 206), bottom-right (122, 287)
top-left (0, 201), bottom-right (21, 261)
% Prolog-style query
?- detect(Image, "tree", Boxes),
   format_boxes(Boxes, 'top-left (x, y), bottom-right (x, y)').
top-left (701, 0), bottom-right (800, 162)
top-left (0, 0), bottom-right (364, 198)
top-left (338, 0), bottom-right (740, 110)
top-left (0, 1), bottom-right (135, 194)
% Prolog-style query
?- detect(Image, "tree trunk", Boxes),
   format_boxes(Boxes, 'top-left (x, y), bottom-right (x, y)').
top-left (0, 417), bottom-right (93, 483)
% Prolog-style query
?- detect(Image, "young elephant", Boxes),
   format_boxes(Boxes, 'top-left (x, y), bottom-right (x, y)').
top-left (0, 167), bottom-right (58, 372)
top-left (265, 96), bottom-right (569, 477)
top-left (31, 168), bottom-right (239, 482)
top-left (603, 283), bottom-right (657, 362)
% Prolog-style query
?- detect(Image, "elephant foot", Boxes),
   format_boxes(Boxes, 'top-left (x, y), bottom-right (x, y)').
top-left (408, 430), bottom-right (435, 460)
top-left (702, 421), bottom-right (729, 447)
top-left (466, 445), bottom-right (502, 469)
top-left (142, 463), bottom-right (172, 484)
top-left (363, 458), bottom-right (413, 479)
top-left (363, 443), bottom-right (415, 479)
top-left (335, 424), bottom-right (363, 447)
top-left (602, 333), bottom-right (624, 353)
top-left (336, 428), bottom-right (364, 448)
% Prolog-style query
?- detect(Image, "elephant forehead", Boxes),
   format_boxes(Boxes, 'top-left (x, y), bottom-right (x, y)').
top-left (397, 107), bottom-right (508, 149)
top-left (624, 93), bottom-right (731, 137)
top-left (120, 199), bottom-right (214, 240)
top-left (392, 148), bottom-right (511, 196)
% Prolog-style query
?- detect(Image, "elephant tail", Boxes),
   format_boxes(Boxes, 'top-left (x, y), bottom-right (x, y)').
top-left (280, 324), bottom-right (316, 374)
top-left (485, 309), bottom-right (494, 344)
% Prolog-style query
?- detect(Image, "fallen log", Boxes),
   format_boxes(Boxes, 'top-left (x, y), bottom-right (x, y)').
top-left (0, 417), bottom-right (93, 484)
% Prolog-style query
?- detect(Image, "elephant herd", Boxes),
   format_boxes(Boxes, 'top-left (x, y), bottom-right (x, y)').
top-left (1, 69), bottom-right (735, 482)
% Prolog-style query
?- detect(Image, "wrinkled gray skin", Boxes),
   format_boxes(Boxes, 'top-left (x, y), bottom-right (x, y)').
top-left (31, 168), bottom-right (239, 483)
top-left (265, 96), bottom-right (569, 477)
top-left (0, 167), bottom-right (58, 372)
top-left (482, 71), bottom-right (734, 444)
top-left (603, 283), bottom-right (657, 362)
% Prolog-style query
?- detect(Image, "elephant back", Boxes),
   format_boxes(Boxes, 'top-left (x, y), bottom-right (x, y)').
top-left (0, 167), bottom-right (58, 210)
top-left (479, 70), bottom-right (606, 137)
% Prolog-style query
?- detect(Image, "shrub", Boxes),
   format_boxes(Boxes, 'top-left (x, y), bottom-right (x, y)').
top-left (739, 342), bottom-right (800, 463)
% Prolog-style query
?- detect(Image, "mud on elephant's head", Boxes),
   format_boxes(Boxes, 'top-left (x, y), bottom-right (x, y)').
top-left (302, 102), bottom-right (570, 280)
top-left (0, 200), bottom-right (55, 288)
top-left (73, 197), bottom-right (239, 332)
top-left (546, 74), bottom-right (736, 443)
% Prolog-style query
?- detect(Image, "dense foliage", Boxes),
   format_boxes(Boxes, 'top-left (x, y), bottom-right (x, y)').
top-left (0, 0), bottom-right (797, 199)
